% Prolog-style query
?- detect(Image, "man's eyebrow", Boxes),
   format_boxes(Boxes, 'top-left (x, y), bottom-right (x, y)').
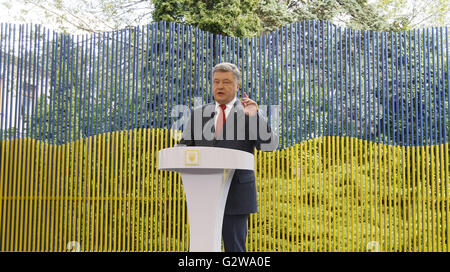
top-left (213, 79), bottom-right (231, 82)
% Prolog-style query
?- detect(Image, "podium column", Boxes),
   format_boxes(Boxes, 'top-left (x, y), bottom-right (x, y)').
top-left (180, 169), bottom-right (234, 252)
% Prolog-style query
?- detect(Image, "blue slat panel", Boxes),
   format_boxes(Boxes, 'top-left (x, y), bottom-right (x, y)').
top-left (0, 21), bottom-right (448, 148)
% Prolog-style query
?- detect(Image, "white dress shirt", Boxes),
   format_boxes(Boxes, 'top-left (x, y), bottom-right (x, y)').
top-left (214, 96), bottom-right (237, 129)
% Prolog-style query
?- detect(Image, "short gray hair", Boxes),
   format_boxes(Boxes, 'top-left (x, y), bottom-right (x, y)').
top-left (213, 62), bottom-right (241, 84)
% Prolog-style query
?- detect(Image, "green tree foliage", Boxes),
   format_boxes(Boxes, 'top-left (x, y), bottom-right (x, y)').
top-left (152, 0), bottom-right (262, 37)
top-left (152, 0), bottom-right (449, 36)
top-left (256, 0), bottom-right (297, 34)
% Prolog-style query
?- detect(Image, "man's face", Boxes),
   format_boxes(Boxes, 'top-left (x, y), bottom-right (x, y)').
top-left (212, 71), bottom-right (240, 105)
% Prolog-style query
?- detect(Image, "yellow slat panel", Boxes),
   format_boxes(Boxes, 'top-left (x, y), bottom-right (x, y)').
top-left (438, 144), bottom-right (444, 252)
top-left (149, 129), bottom-right (156, 251)
top-left (406, 145), bottom-right (411, 251)
top-left (118, 131), bottom-right (125, 252)
top-left (22, 138), bottom-right (31, 252)
top-left (131, 129), bottom-right (137, 252)
top-left (59, 143), bottom-right (65, 252)
top-left (330, 136), bottom-right (337, 251)
top-left (105, 132), bottom-right (111, 251)
top-left (2, 130), bottom-right (450, 252)
top-left (99, 132), bottom-right (107, 252)
top-left (29, 139), bottom-right (37, 252)
top-left (12, 139), bottom-right (19, 251)
top-left (144, 129), bottom-right (150, 252)
top-left (412, 145), bottom-right (417, 251)
top-left (351, 136), bottom-right (355, 252)
top-left (113, 131), bottom-right (119, 252)
top-left (0, 140), bottom-right (5, 251)
top-left (67, 140), bottom-right (75, 251)
top-left (81, 138), bottom-right (88, 252)
top-left (445, 143), bottom-right (449, 252)
top-left (0, 140), bottom-right (9, 251)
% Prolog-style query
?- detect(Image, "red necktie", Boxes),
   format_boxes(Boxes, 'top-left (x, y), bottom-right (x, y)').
top-left (215, 104), bottom-right (227, 137)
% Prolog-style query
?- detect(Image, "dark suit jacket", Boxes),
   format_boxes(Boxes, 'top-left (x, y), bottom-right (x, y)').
top-left (179, 99), bottom-right (278, 215)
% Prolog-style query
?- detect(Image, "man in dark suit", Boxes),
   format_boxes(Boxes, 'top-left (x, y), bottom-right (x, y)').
top-left (178, 62), bottom-right (278, 252)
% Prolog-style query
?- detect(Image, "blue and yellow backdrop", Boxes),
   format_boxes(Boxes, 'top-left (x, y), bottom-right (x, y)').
top-left (0, 21), bottom-right (449, 252)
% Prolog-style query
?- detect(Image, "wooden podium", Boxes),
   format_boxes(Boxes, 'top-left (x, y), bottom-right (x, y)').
top-left (158, 146), bottom-right (254, 252)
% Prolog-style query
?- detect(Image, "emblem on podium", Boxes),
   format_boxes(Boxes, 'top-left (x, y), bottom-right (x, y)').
top-left (185, 150), bottom-right (199, 165)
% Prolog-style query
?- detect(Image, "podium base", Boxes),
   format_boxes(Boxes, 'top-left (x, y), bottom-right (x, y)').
top-left (180, 169), bottom-right (235, 252)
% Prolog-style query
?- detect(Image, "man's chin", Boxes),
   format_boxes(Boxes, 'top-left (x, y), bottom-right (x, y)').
top-left (214, 97), bottom-right (228, 104)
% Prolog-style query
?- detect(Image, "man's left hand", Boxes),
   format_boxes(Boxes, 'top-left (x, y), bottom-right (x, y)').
top-left (240, 92), bottom-right (258, 116)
